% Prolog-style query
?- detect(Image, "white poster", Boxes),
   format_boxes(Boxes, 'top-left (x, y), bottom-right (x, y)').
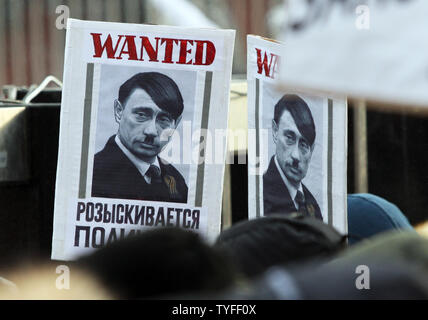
top-left (279, 0), bottom-right (428, 107)
top-left (52, 19), bottom-right (235, 260)
top-left (247, 35), bottom-right (347, 234)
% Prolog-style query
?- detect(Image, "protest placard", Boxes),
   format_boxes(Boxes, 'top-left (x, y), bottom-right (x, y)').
top-left (52, 19), bottom-right (235, 260)
top-left (247, 35), bottom-right (347, 233)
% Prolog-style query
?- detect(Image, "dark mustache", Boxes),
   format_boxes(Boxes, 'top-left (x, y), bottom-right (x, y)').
top-left (288, 159), bottom-right (300, 170)
top-left (142, 136), bottom-right (158, 146)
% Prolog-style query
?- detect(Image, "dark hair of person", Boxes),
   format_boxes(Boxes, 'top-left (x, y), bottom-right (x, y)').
top-left (77, 227), bottom-right (238, 299)
top-left (118, 72), bottom-right (184, 121)
top-left (273, 94), bottom-right (316, 147)
top-left (215, 214), bottom-right (346, 278)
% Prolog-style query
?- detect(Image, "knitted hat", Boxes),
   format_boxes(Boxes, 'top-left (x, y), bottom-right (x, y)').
top-left (215, 213), bottom-right (346, 278)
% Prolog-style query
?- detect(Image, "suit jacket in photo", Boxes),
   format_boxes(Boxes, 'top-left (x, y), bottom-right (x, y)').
top-left (263, 156), bottom-right (322, 220)
top-left (91, 136), bottom-right (188, 203)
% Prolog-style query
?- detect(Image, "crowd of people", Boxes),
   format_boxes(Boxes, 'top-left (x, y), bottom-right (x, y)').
top-left (1, 193), bottom-right (427, 300)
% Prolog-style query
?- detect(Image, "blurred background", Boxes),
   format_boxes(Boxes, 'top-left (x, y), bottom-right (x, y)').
top-left (0, 0), bottom-right (285, 85)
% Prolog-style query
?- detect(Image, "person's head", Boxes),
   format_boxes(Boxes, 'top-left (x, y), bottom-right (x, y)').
top-left (114, 72), bottom-right (184, 162)
top-left (272, 94), bottom-right (316, 188)
top-left (215, 214), bottom-right (346, 279)
top-left (77, 228), bottom-right (238, 299)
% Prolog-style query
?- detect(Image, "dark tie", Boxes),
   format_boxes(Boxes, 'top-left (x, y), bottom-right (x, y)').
top-left (146, 165), bottom-right (162, 184)
top-left (295, 190), bottom-right (307, 216)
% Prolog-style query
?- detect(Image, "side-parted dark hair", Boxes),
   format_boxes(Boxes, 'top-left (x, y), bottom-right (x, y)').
top-left (274, 94), bottom-right (316, 147)
top-left (118, 72), bottom-right (184, 121)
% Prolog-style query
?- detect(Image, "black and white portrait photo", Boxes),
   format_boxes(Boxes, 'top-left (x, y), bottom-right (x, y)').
top-left (262, 85), bottom-right (325, 220)
top-left (91, 65), bottom-right (197, 203)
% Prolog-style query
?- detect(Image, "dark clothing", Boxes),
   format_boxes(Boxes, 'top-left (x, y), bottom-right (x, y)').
top-left (92, 136), bottom-right (188, 203)
top-left (215, 214), bottom-right (345, 278)
top-left (263, 156), bottom-right (322, 220)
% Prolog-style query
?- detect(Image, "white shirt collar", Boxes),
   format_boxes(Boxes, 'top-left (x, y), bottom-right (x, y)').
top-left (274, 156), bottom-right (304, 209)
top-left (114, 135), bottom-right (161, 183)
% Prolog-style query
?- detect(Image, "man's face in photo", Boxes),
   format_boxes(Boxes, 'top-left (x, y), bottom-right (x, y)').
top-left (115, 88), bottom-right (179, 162)
top-left (273, 110), bottom-right (313, 187)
